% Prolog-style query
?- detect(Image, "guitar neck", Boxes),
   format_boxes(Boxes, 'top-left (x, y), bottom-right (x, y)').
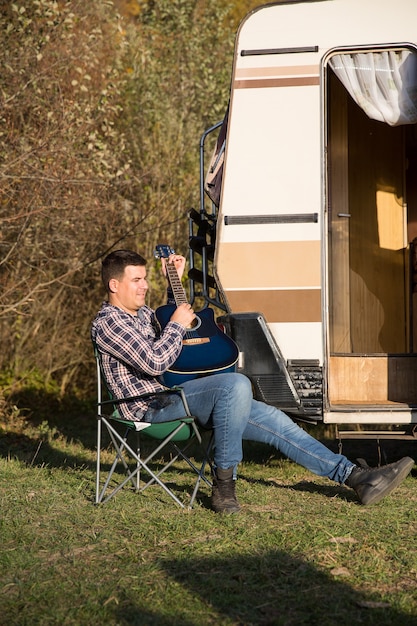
top-left (166, 262), bottom-right (188, 306)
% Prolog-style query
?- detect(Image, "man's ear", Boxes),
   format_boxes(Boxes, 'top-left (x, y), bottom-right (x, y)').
top-left (108, 278), bottom-right (118, 294)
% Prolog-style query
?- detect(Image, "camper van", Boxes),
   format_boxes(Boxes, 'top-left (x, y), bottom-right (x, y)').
top-left (188, 0), bottom-right (417, 436)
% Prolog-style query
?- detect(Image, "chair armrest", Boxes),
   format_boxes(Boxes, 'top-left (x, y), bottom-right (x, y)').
top-left (98, 386), bottom-right (192, 417)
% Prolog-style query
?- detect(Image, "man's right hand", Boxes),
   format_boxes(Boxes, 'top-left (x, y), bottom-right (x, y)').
top-left (170, 303), bottom-right (196, 328)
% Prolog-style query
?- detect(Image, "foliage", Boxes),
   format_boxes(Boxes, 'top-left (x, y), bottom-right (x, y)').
top-left (120, 0), bottom-right (234, 235)
top-left (0, 0), bottom-right (131, 395)
top-left (0, 0), bottom-right (260, 410)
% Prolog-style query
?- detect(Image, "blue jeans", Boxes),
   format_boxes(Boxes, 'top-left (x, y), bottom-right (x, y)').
top-left (143, 373), bottom-right (354, 484)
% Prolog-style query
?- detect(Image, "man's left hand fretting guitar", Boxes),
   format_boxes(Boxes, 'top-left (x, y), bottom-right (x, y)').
top-left (154, 244), bottom-right (239, 386)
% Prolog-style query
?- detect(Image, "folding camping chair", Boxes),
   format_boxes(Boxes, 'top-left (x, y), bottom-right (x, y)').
top-left (94, 347), bottom-right (213, 508)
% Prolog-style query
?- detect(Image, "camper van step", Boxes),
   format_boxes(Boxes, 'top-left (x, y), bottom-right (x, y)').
top-left (302, 402), bottom-right (322, 410)
top-left (287, 359), bottom-right (320, 367)
top-left (337, 429), bottom-right (417, 441)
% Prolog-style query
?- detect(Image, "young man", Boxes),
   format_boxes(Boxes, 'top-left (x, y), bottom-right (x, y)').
top-left (91, 249), bottom-right (414, 513)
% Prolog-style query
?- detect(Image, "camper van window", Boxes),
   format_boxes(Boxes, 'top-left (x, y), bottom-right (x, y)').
top-left (329, 49), bottom-right (417, 126)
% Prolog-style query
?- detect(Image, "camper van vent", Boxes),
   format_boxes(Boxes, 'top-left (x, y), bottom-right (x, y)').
top-left (241, 46), bottom-right (318, 57)
top-left (287, 361), bottom-right (323, 416)
top-left (252, 374), bottom-right (299, 409)
top-left (224, 213), bottom-right (318, 226)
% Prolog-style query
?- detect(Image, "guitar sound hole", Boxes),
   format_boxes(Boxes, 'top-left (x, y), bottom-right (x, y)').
top-left (187, 316), bottom-right (201, 331)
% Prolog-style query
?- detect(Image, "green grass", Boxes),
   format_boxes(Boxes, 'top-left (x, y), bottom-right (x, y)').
top-left (1, 413), bottom-right (417, 625)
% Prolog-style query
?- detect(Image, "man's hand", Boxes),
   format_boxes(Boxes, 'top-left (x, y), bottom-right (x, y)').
top-left (161, 254), bottom-right (186, 280)
top-left (170, 302), bottom-right (196, 328)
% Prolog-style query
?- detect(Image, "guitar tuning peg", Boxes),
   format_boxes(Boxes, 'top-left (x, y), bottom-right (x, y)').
top-left (154, 244), bottom-right (176, 259)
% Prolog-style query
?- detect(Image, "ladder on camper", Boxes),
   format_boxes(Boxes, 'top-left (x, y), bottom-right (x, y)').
top-left (188, 121), bottom-right (225, 311)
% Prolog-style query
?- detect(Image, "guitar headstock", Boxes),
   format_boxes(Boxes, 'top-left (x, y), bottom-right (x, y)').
top-left (154, 244), bottom-right (175, 260)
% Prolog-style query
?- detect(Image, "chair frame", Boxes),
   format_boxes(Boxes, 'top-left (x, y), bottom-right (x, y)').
top-left (95, 352), bottom-right (213, 508)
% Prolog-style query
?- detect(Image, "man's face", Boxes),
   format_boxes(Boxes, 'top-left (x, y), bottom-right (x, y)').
top-left (109, 264), bottom-right (148, 315)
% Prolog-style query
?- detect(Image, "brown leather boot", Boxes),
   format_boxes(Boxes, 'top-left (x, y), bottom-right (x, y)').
top-left (345, 456), bottom-right (414, 505)
top-left (211, 467), bottom-right (241, 514)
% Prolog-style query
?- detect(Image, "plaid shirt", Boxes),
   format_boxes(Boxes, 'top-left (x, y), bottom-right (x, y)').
top-left (91, 301), bottom-right (185, 421)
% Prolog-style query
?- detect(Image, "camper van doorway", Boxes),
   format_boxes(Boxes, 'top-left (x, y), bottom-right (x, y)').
top-left (326, 52), bottom-right (417, 408)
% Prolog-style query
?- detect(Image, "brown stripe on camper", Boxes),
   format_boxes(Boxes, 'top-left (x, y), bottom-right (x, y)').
top-left (217, 241), bottom-right (321, 288)
top-left (235, 76), bottom-right (319, 89)
top-left (235, 65), bottom-right (319, 78)
top-left (225, 289), bottom-right (321, 323)
top-left (234, 65), bottom-right (320, 89)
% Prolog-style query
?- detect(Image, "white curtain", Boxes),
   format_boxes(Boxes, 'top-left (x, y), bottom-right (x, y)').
top-left (329, 50), bottom-right (417, 126)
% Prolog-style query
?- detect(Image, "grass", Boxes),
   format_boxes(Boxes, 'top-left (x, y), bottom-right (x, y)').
top-left (1, 407), bottom-right (417, 625)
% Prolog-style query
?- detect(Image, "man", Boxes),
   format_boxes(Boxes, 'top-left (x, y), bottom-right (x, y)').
top-left (91, 249), bottom-right (414, 513)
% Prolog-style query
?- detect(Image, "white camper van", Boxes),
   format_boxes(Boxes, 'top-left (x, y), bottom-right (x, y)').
top-left (188, 0), bottom-right (417, 436)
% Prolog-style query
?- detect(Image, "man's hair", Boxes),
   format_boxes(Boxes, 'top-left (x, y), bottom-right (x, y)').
top-left (101, 249), bottom-right (147, 292)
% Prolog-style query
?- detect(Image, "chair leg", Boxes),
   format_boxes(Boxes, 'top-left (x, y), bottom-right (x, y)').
top-left (107, 427), bottom-right (139, 488)
top-left (96, 415), bottom-right (213, 508)
top-left (98, 423), bottom-right (139, 499)
top-left (95, 417), bottom-right (102, 504)
top-left (136, 431), bottom-right (140, 491)
top-left (138, 421), bottom-right (213, 495)
top-left (137, 422), bottom-right (192, 493)
top-left (139, 424), bottom-right (213, 508)
top-left (188, 430), bottom-right (214, 509)
top-left (98, 417), bottom-right (185, 507)
top-left (96, 419), bottom-right (141, 504)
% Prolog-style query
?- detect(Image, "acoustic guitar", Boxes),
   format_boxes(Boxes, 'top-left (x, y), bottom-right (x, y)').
top-left (154, 244), bottom-right (239, 386)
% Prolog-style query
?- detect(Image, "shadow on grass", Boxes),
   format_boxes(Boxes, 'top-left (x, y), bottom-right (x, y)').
top-left (4, 384), bottom-right (96, 432)
top-left (0, 430), bottom-right (98, 471)
top-left (110, 550), bottom-right (416, 626)
top-left (238, 472), bottom-right (358, 503)
top-left (243, 435), bottom-right (417, 469)
top-left (0, 420), bottom-right (213, 507)
top-left (0, 386), bottom-right (97, 468)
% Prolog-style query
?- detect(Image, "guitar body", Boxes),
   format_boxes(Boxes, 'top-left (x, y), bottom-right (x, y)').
top-left (155, 304), bottom-right (239, 386)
